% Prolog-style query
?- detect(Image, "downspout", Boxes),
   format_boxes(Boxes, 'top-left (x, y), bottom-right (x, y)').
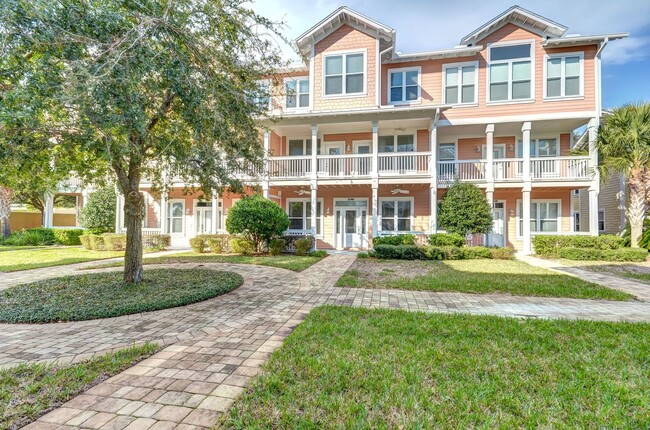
top-left (595, 37), bottom-right (608, 118)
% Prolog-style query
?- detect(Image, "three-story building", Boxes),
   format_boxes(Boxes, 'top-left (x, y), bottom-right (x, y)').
top-left (122, 5), bottom-right (628, 252)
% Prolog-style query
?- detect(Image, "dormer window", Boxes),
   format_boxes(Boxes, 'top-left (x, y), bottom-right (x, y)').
top-left (324, 52), bottom-right (365, 96)
top-left (388, 67), bottom-right (420, 104)
top-left (285, 77), bottom-right (309, 109)
top-left (488, 43), bottom-right (532, 102)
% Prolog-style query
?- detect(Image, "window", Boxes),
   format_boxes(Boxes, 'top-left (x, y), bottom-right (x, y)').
top-left (380, 198), bottom-right (412, 232)
top-left (598, 210), bottom-right (605, 232)
top-left (287, 200), bottom-right (322, 235)
top-left (288, 138), bottom-right (321, 156)
top-left (546, 54), bottom-right (582, 98)
top-left (388, 67), bottom-right (420, 103)
top-left (251, 80), bottom-right (270, 110)
top-left (516, 138), bottom-right (559, 157)
top-left (285, 77), bottom-right (309, 108)
top-left (573, 212), bottom-right (580, 232)
top-left (324, 52), bottom-right (365, 95)
top-left (489, 43), bottom-right (532, 102)
top-left (444, 63), bottom-right (477, 104)
top-left (438, 143), bottom-right (456, 160)
top-left (378, 135), bottom-right (415, 153)
top-left (167, 201), bottom-right (184, 234)
top-left (517, 200), bottom-right (560, 235)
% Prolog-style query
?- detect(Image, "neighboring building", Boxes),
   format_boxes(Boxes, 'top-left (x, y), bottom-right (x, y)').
top-left (572, 174), bottom-right (627, 235)
top-left (117, 5), bottom-right (628, 252)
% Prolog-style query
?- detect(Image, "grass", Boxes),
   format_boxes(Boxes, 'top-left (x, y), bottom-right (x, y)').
top-left (335, 258), bottom-right (633, 301)
top-left (219, 306), bottom-right (650, 429)
top-left (557, 259), bottom-right (650, 284)
top-left (0, 247), bottom-right (124, 272)
top-left (84, 252), bottom-right (325, 272)
top-left (0, 268), bottom-right (243, 323)
top-left (0, 245), bottom-right (49, 252)
top-left (1, 342), bottom-right (158, 430)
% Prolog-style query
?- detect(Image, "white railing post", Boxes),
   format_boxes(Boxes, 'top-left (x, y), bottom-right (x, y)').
top-left (485, 124), bottom-right (494, 182)
top-left (311, 124), bottom-right (318, 181)
top-left (522, 189), bottom-right (532, 254)
top-left (211, 193), bottom-right (218, 234)
top-left (522, 121), bottom-right (531, 182)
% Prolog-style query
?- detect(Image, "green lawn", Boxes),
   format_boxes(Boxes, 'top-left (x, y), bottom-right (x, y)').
top-left (219, 306), bottom-right (650, 429)
top-left (335, 258), bottom-right (633, 301)
top-left (85, 252), bottom-right (325, 272)
top-left (0, 247), bottom-right (124, 272)
top-left (557, 259), bottom-right (650, 284)
top-left (0, 245), bottom-right (48, 252)
top-left (1, 343), bottom-right (158, 430)
top-left (0, 268), bottom-right (243, 323)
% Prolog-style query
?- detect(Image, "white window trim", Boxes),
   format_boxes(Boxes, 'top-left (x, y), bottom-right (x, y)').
top-left (442, 61), bottom-right (479, 105)
top-left (377, 132), bottom-right (417, 153)
top-left (378, 196), bottom-right (415, 233)
top-left (286, 198), bottom-right (324, 238)
top-left (516, 135), bottom-right (561, 158)
top-left (516, 198), bottom-right (562, 238)
top-left (486, 40), bottom-right (536, 105)
top-left (572, 210), bottom-right (580, 232)
top-left (387, 66), bottom-right (422, 105)
top-left (332, 198), bottom-right (369, 248)
top-left (167, 199), bottom-right (185, 235)
top-left (438, 142), bottom-right (458, 161)
top-left (287, 137), bottom-right (319, 156)
top-left (352, 140), bottom-right (372, 154)
top-left (598, 208), bottom-right (606, 232)
top-left (284, 76), bottom-right (310, 110)
top-left (322, 48), bottom-right (368, 98)
top-left (254, 79), bottom-right (271, 111)
top-left (543, 52), bottom-right (585, 100)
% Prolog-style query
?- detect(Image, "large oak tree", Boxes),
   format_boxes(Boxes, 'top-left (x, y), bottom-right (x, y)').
top-left (0, 0), bottom-right (286, 281)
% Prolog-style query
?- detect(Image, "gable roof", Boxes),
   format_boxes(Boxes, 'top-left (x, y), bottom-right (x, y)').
top-left (295, 6), bottom-right (395, 57)
top-left (460, 5), bottom-right (567, 45)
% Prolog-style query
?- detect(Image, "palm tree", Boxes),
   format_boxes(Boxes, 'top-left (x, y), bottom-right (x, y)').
top-left (597, 102), bottom-right (650, 247)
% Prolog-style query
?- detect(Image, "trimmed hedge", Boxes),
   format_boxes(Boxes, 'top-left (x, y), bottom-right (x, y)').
top-left (230, 238), bottom-right (255, 255)
top-left (88, 234), bottom-right (105, 251)
top-left (372, 234), bottom-right (417, 246)
top-left (102, 233), bottom-right (127, 251)
top-left (428, 233), bottom-right (465, 247)
top-left (295, 238), bottom-right (313, 256)
top-left (268, 238), bottom-right (286, 256)
top-left (143, 234), bottom-right (171, 251)
top-left (79, 234), bottom-right (92, 250)
top-left (53, 229), bottom-right (85, 245)
top-left (374, 244), bottom-right (514, 261)
top-left (190, 236), bottom-right (208, 253)
top-left (206, 234), bottom-right (231, 253)
top-left (557, 247), bottom-right (648, 262)
top-left (533, 234), bottom-right (625, 257)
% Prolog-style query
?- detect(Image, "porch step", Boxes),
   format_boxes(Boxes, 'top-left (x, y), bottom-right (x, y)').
top-left (316, 239), bottom-right (335, 250)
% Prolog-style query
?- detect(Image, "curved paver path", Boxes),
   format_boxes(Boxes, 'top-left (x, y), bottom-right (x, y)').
top-left (7, 255), bottom-right (650, 430)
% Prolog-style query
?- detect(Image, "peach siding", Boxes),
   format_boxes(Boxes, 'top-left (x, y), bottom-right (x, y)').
top-left (313, 25), bottom-right (377, 111)
top-left (270, 131), bottom-right (282, 155)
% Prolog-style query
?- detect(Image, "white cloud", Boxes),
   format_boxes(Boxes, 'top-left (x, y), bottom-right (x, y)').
top-left (602, 36), bottom-right (650, 65)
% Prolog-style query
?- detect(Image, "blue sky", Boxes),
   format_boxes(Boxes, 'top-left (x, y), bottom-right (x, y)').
top-left (251, 0), bottom-right (650, 109)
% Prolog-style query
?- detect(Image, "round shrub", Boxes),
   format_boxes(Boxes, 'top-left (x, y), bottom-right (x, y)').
top-left (79, 187), bottom-right (117, 234)
top-left (230, 237), bottom-right (255, 255)
top-left (190, 236), bottom-right (208, 253)
top-left (102, 233), bottom-right (127, 251)
top-left (438, 182), bottom-right (492, 236)
top-left (295, 237), bottom-right (313, 256)
top-left (226, 195), bottom-right (290, 252)
top-left (429, 233), bottom-right (465, 247)
top-left (268, 238), bottom-right (286, 256)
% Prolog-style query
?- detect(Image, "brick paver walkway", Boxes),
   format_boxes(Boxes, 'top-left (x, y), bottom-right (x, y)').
top-left (6, 255), bottom-right (649, 429)
top-left (518, 254), bottom-right (650, 301)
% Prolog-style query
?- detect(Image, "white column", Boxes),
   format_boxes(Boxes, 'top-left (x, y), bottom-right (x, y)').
top-left (430, 186), bottom-right (437, 233)
top-left (429, 117), bottom-right (438, 233)
top-left (81, 189), bottom-right (90, 207)
top-left (522, 121), bottom-right (531, 181)
top-left (588, 117), bottom-right (600, 236)
top-left (311, 124), bottom-right (318, 180)
top-left (522, 189), bottom-right (532, 254)
top-left (371, 185), bottom-right (379, 245)
top-left (211, 193), bottom-right (218, 234)
top-left (160, 192), bottom-right (167, 234)
top-left (588, 188), bottom-right (599, 236)
top-left (115, 192), bottom-right (123, 233)
top-left (263, 130), bottom-right (271, 199)
top-left (44, 193), bottom-right (54, 228)
top-left (310, 184), bottom-right (317, 251)
top-left (485, 124), bottom-right (495, 182)
top-left (371, 121), bottom-right (379, 176)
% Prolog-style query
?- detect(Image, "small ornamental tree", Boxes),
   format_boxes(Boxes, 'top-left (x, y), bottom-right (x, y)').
top-left (438, 182), bottom-right (493, 236)
top-left (226, 195), bottom-right (290, 252)
top-left (80, 187), bottom-right (117, 234)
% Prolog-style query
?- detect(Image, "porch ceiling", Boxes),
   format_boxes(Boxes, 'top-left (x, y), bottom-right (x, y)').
top-left (437, 117), bottom-right (590, 139)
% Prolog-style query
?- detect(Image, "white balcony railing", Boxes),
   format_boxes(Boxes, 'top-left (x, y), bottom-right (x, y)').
top-left (530, 156), bottom-right (591, 180)
top-left (269, 156), bottom-right (311, 179)
top-left (438, 160), bottom-right (486, 182)
top-left (492, 158), bottom-right (524, 181)
top-left (378, 152), bottom-right (430, 176)
top-left (317, 154), bottom-right (372, 177)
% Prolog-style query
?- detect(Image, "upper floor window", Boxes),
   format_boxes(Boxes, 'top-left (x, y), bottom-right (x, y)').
top-left (516, 138), bottom-right (559, 158)
top-left (388, 67), bottom-right (420, 103)
top-left (489, 43), bottom-right (532, 102)
top-left (285, 77), bottom-right (309, 109)
top-left (288, 138), bottom-right (321, 156)
top-left (378, 135), bottom-right (415, 152)
top-left (251, 80), bottom-right (270, 110)
top-left (546, 54), bottom-right (582, 98)
top-left (444, 62), bottom-right (477, 104)
top-left (438, 143), bottom-right (456, 160)
top-left (324, 52), bottom-right (365, 96)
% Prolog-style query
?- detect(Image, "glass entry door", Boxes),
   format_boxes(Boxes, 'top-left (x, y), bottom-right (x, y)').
top-left (489, 202), bottom-right (505, 247)
top-left (194, 207), bottom-right (213, 235)
top-left (335, 202), bottom-right (368, 249)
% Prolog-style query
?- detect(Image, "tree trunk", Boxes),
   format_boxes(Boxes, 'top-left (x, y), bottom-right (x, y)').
top-left (0, 187), bottom-right (12, 238)
top-left (123, 186), bottom-right (144, 283)
top-left (1, 217), bottom-right (10, 238)
top-left (628, 169), bottom-right (646, 248)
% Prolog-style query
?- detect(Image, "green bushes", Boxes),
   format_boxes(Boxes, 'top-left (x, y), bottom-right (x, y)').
top-left (143, 234), bottom-right (170, 251)
top-left (88, 234), bottom-right (105, 251)
top-left (79, 234), bottom-right (92, 250)
top-left (357, 252), bottom-right (369, 259)
top-left (375, 244), bottom-right (515, 261)
top-left (428, 233), bottom-right (465, 247)
top-left (189, 236), bottom-right (208, 253)
top-left (52, 229), bottom-right (85, 245)
top-left (308, 250), bottom-right (328, 258)
top-left (79, 187), bottom-right (116, 234)
top-left (268, 238), bottom-right (286, 256)
top-left (295, 238), bottom-right (313, 256)
top-left (102, 234), bottom-right (127, 251)
top-left (533, 234), bottom-right (626, 257)
top-left (2, 228), bottom-right (86, 246)
top-left (226, 195), bottom-right (290, 252)
top-left (188, 234), bottom-right (231, 253)
top-left (557, 247), bottom-right (647, 262)
top-left (372, 234), bottom-right (416, 246)
top-left (230, 238), bottom-right (255, 255)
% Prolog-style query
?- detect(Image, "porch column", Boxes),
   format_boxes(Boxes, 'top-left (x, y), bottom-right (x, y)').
top-left (43, 192), bottom-right (54, 228)
top-left (522, 121), bottom-right (531, 181)
top-left (371, 184), bottom-right (379, 245)
top-left (522, 188), bottom-right (532, 254)
top-left (310, 183), bottom-right (318, 251)
top-left (211, 192), bottom-right (218, 234)
top-left (371, 121), bottom-right (379, 176)
top-left (311, 124), bottom-right (318, 180)
top-left (115, 192), bottom-right (123, 233)
top-left (429, 113), bottom-right (438, 233)
top-left (485, 124), bottom-right (495, 182)
top-left (263, 130), bottom-right (271, 199)
top-left (160, 192), bottom-right (167, 234)
top-left (81, 189), bottom-right (90, 207)
top-left (588, 117), bottom-right (600, 236)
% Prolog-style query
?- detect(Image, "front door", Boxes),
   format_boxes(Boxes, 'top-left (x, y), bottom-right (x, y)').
top-left (343, 208), bottom-right (361, 248)
top-left (489, 202), bottom-right (505, 246)
top-left (353, 140), bottom-right (371, 175)
top-left (194, 207), bottom-right (213, 235)
top-left (321, 142), bottom-right (345, 176)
